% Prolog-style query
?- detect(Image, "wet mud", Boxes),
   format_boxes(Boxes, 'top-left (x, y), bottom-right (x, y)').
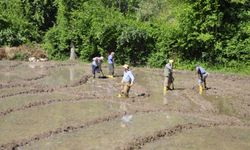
top-left (0, 112), bottom-right (124, 150)
top-left (0, 60), bottom-right (250, 150)
top-left (118, 122), bottom-right (250, 150)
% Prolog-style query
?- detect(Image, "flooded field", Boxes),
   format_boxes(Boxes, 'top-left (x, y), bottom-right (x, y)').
top-left (0, 60), bottom-right (250, 150)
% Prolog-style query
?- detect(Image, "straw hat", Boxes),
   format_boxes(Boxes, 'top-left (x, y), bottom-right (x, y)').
top-left (169, 59), bottom-right (174, 63)
top-left (123, 64), bottom-right (129, 69)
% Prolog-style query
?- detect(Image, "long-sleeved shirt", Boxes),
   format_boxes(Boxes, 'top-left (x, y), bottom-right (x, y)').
top-left (164, 63), bottom-right (173, 77)
top-left (92, 60), bottom-right (97, 67)
top-left (108, 55), bottom-right (114, 64)
top-left (196, 66), bottom-right (206, 74)
top-left (122, 70), bottom-right (135, 83)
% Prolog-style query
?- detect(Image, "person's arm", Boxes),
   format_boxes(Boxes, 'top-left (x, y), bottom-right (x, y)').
top-left (197, 69), bottom-right (202, 79)
top-left (99, 62), bottom-right (102, 71)
top-left (129, 72), bottom-right (135, 86)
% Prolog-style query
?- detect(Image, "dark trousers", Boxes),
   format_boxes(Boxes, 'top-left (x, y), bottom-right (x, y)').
top-left (92, 65), bottom-right (99, 77)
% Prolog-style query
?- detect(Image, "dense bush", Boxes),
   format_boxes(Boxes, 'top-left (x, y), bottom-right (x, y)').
top-left (0, 0), bottom-right (249, 73)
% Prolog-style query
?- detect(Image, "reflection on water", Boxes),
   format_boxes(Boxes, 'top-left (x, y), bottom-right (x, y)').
top-left (120, 102), bottom-right (133, 128)
top-left (163, 93), bottom-right (168, 105)
top-left (37, 66), bottom-right (85, 86)
top-left (120, 102), bottom-right (128, 112)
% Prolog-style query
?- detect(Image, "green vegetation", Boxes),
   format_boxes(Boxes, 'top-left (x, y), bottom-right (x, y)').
top-left (0, 0), bottom-right (249, 74)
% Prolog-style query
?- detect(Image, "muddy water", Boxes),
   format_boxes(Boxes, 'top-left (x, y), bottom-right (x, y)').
top-left (0, 92), bottom-right (72, 111)
top-left (36, 65), bottom-right (86, 87)
top-left (143, 127), bottom-right (250, 150)
top-left (0, 63), bottom-right (46, 82)
top-left (22, 112), bottom-right (205, 150)
top-left (135, 69), bottom-right (201, 111)
top-left (0, 101), bottom-right (120, 145)
top-left (0, 61), bottom-right (250, 150)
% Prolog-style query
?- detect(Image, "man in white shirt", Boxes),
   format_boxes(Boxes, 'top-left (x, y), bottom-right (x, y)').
top-left (120, 64), bottom-right (135, 98)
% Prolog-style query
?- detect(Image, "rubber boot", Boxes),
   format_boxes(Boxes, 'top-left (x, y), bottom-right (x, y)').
top-left (108, 75), bottom-right (114, 78)
top-left (199, 85), bottom-right (203, 95)
top-left (163, 87), bottom-right (167, 94)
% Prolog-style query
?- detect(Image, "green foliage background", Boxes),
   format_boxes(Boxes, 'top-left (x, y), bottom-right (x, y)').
top-left (0, 0), bottom-right (249, 73)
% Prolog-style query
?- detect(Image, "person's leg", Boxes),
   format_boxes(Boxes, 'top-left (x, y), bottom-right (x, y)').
top-left (198, 78), bottom-right (203, 94)
top-left (112, 64), bottom-right (114, 76)
top-left (92, 65), bottom-right (96, 78)
top-left (170, 75), bottom-right (174, 90)
top-left (108, 64), bottom-right (112, 75)
top-left (126, 84), bottom-right (131, 98)
top-left (203, 73), bottom-right (208, 89)
top-left (167, 76), bottom-right (171, 90)
top-left (108, 64), bottom-right (114, 77)
top-left (121, 83), bottom-right (126, 97)
top-left (123, 83), bottom-right (130, 98)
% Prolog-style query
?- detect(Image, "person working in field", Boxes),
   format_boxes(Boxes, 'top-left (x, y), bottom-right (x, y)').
top-left (163, 59), bottom-right (174, 93)
top-left (91, 56), bottom-right (104, 78)
top-left (107, 52), bottom-right (115, 78)
top-left (119, 64), bottom-right (135, 98)
top-left (196, 64), bottom-right (208, 94)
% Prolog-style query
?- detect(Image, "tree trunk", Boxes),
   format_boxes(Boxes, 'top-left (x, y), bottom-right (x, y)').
top-left (70, 42), bottom-right (77, 60)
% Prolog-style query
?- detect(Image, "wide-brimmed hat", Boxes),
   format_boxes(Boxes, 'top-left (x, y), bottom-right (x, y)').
top-left (123, 64), bottom-right (129, 69)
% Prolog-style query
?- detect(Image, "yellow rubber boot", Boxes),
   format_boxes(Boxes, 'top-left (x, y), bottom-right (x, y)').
top-left (199, 85), bottom-right (203, 95)
top-left (163, 87), bottom-right (167, 94)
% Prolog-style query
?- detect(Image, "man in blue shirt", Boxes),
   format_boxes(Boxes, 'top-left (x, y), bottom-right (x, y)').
top-left (196, 65), bottom-right (208, 94)
top-left (108, 52), bottom-right (115, 78)
top-left (120, 64), bottom-right (135, 98)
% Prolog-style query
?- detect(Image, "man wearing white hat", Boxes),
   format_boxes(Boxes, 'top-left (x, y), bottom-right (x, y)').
top-left (120, 64), bottom-right (135, 98)
top-left (164, 59), bottom-right (174, 92)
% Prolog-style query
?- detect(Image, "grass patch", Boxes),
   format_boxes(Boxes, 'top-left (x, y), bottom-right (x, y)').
top-left (174, 60), bottom-right (250, 76)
